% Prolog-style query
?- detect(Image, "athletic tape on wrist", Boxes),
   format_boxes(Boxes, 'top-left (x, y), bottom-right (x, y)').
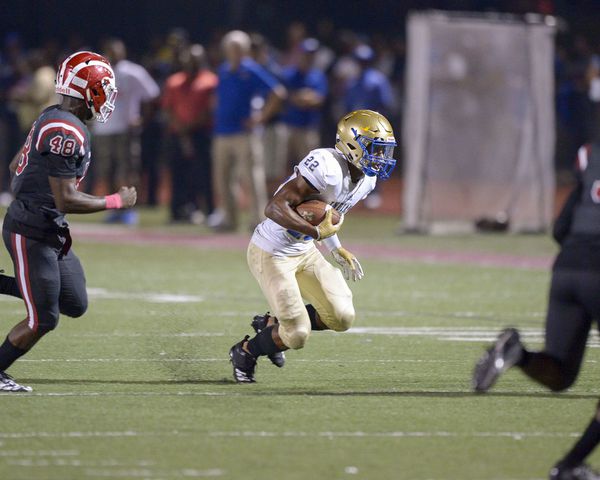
top-left (105, 193), bottom-right (123, 209)
top-left (322, 234), bottom-right (342, 251)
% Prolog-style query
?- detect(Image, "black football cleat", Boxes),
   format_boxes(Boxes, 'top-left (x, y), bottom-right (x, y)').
top-left (229, 336), bottom-right (257, 383)
top-left (550, 463), bottom-right (600, 480)
top-left (251, 312), bottom-right (285, 368)
top-left (472, 328), bottom-right (524, 393)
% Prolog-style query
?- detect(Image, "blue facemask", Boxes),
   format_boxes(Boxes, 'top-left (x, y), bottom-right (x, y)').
top-left (354, 131), bottom-right (397, 179)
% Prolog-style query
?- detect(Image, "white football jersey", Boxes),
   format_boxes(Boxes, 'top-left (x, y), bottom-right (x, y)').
top-left (251, 147), bottom-right (377, 256)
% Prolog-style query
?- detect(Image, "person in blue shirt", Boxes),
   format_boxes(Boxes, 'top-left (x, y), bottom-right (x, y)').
top-left (344, 44), bottom-right (394, 209)
top-left (281, 38), bottom-right (328, 174)
top-left (344, 44), bottom-right (394, 116)
top-left (210, 30), bottom-right (286, 231)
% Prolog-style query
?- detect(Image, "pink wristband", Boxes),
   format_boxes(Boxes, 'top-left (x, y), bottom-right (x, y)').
top-left (105, 193), bottom-right (123, 210)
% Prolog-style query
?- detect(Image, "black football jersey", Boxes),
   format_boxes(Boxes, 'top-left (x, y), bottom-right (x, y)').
top-left (5, 105), bottom-right (91, 237)
top-left (553, 143), bottom-right (600, 271)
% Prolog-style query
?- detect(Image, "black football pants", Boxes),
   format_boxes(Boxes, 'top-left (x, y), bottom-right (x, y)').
top-left (2, 228), bottom-right (87, 332)
top-left (521, 269), bottom-right (600, 391)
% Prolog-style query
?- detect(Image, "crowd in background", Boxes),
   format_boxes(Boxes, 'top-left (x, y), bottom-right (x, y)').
top-left (0, 13), bottom-right (599, 226)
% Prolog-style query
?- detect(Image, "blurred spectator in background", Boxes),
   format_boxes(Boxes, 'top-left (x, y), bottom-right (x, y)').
top-left (162, 44), bottom-right (218, 223)
top-left (140, 28), bottom-right (190, 207)
top-left (343, 44), bottom-right (395, 209)
top-left (0, 33), bottom-right (27, 203)
top-left (344, 44), bottom-right (394, 116)
top-left (210, 30), bottom-right (286, 231)
top-left (250, 33), bottom-right (286, 189)
top-left (281, 38), bottom-right (328, 172)
top-left (93, 38), bottom-right (159, 225)
top-left (281, 21), bottom-right (307, 68)
top-left (8, 49), bottom-right (57, 138)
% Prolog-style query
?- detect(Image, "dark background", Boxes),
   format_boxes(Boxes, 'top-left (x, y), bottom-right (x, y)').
top-left (2, 0), bottom-right (600, 53)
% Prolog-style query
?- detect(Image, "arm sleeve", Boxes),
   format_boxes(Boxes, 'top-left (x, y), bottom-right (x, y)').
top-left (296, 151), bottom-right (341, 193)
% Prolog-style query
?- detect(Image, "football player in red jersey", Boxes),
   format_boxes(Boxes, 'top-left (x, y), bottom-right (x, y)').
top-left (0, 51), bottom-right (137, 392)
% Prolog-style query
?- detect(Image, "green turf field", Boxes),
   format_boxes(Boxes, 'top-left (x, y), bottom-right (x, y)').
top-left (0, 212), bottom-right (597, 480)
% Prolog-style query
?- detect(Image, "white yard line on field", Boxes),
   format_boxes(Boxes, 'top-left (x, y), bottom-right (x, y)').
top-left (209, 430), bottom-right (581, 441)
top-left (82, 468), bottom-right (225, 478)
top-left (18, 357), bottom-right (450, 363)
top-left (0, 429), bottom-right (580, 441)
top-left (86, 288), bottom-right (205, 304)
top-left (0, 449), bottom-right (79, 457)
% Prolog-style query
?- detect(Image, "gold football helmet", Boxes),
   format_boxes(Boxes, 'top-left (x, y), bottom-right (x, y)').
top-left (335, 109), bottom-right (397, 179)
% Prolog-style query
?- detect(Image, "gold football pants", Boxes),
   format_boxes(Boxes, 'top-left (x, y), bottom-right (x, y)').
top-left (247, 242), bottom-right (355, 350)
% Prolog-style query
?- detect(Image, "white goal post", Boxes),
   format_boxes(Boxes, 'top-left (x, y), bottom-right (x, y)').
top-left (402, 11), bottom-right (557, 233)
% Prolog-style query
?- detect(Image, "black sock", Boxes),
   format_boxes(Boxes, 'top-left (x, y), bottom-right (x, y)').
top-left (246, 326), bottom-right (283, 357)
top-left (0, 274), bottom-right (21, 299)
top-left (517, 351), bottom-right (572, 391)
top-left (306, 304), bottom-right (327, 331)
top-left (0, 336), bottom-right (28, 371)
top-left (516, 348), bottom-right (530, 367)
top-left (562, 415), bottom-right (600, 467)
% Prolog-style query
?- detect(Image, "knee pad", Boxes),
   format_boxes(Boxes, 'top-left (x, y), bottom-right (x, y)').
top-left (281, 327), bottom-right (310, 350)
top-left (61, 299), bottom-right (88, 319)
top-left (36, 309), bottom-right (60, 333)
top-left (332, 305), bottom-right (356, 332)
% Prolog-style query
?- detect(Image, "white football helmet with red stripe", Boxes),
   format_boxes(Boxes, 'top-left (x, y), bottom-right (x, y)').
top-left (55, 51), bottom-right (117, 123)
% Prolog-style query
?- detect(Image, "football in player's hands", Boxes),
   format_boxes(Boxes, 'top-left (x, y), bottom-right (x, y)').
top-left (295, 200), bottom-right (341, 226)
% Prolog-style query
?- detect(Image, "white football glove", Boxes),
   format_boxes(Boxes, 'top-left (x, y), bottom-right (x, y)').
top-left (332, 247), bottom-right (364, 282)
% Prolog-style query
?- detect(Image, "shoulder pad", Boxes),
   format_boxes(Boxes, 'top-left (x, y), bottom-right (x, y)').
top-left (297, 149), bottom-right (343, 192)
top-left (35, 118), bottom-right (86, 158)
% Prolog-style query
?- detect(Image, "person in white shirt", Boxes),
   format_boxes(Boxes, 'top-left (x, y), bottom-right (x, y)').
top-left (228, 109), bottom-right (397, 383)
top-left (93, 38), bottom-right (159, 224)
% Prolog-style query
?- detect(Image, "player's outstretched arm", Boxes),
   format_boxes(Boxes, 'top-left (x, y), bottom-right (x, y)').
top-left (49, 176), bottom-right (137, 214)
top-left (265, 174), bottom-right (322, 239)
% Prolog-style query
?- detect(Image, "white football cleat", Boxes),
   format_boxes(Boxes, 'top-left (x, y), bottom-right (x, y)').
top-left (0, 371), bottom-right (32, 392)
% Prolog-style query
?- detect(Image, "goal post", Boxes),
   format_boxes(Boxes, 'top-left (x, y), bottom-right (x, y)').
top-left (402, 11), bottom-right (557, 233)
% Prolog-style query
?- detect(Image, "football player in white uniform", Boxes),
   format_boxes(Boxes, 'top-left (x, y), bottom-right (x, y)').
top-left (229, 109), bottom-right (396, 383)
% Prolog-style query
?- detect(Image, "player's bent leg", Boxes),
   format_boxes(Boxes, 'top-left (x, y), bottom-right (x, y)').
top-left (519, 351), bottom-right (578, 392)
top-left (231, 244), bottom-right (309, 382)
top-left (0, 271), bottom-right (20, 298)
top-left (521, 271), bottom-right (592, 392)
top-left (0, 231), bottom-right (61, 391)
top-left (297, 249), bottom-right (355, 332)
top-left (58, 250), bottom-right (88, 318)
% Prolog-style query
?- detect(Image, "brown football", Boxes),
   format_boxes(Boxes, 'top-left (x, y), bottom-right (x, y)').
top-left (295, 200), bottom-right (341, 226)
